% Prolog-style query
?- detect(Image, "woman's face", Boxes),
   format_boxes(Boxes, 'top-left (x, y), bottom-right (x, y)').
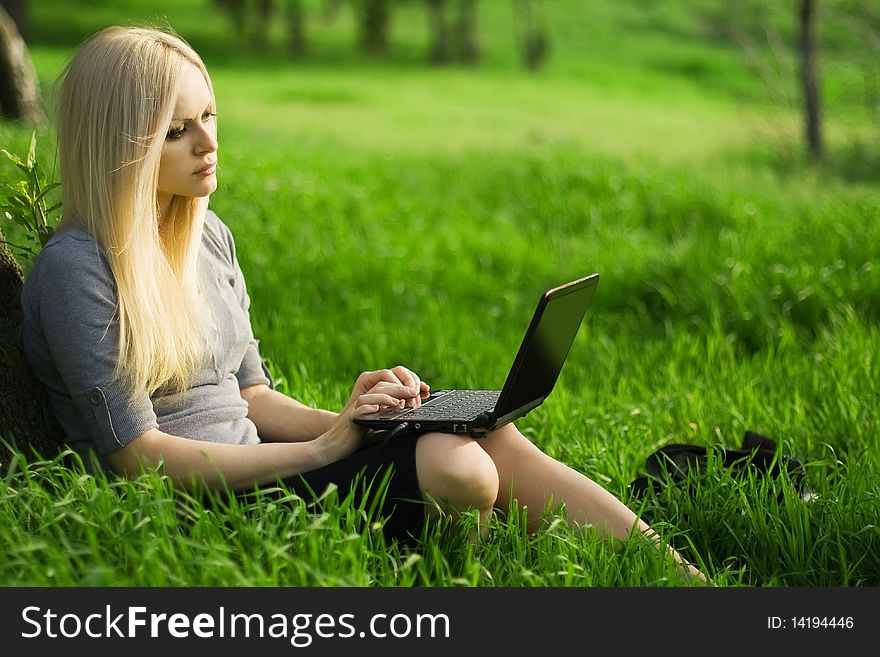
top-left (157, 62), bottom-right (218, 211)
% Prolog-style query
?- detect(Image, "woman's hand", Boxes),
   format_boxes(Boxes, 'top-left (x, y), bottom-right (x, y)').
top-left (345, 366), bottom-right (430, 412)
top-left (312, 366), bottom-right (430, 466)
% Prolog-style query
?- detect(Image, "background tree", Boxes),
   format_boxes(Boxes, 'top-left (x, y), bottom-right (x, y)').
top-left (0, 0), bottom-right (27, 39)
top-left (426, 0), bottom-right (451, 64)
top-left (212, 0), bottom-right (280, 50)
top-left (0, 136), bottom-right (64, 463)
top-left (453, 0), bottom-right (479, 66)
top-left (799, 0), bottom-right (822, 160)
top-left (707, 0), bottom-right (880, 164)
top-left (0, 3), bottom-right (43, 124)
top-left (512, 0), bottom-right (548, 72)
top-left (0, 234), bottom-right (64, 464)
top-left (427, 0), bottom-right (479, 66)
top-left (208, 0), bottom-right (489, 66)
top-left (213, 0), bottom-right (248, 41)
top-left (287, 0), bottom-right (307, 56)
top-left (253, 0), bottom-right (273, 48)
top-left (356, 0), bottom-right (391, 56)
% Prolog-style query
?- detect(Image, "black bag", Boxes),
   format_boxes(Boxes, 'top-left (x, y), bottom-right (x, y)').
top-left (629, 431), bottom-right (805, 499)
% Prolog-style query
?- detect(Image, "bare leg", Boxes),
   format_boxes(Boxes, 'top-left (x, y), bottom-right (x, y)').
top-left (477, 423), bottom-right (706, 581)
top-left (415, 432), bottom-right (499, 540)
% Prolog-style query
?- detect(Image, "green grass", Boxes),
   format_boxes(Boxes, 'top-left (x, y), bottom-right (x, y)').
top-left (1, 0), bottom-right (878, 587)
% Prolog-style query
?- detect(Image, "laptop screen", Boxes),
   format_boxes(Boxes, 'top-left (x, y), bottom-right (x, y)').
top-left (494, 275), bottom-right (597, 419)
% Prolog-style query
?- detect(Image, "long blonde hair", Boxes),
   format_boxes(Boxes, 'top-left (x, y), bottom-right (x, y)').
top-left (57, 26), bottom-right (218, 395)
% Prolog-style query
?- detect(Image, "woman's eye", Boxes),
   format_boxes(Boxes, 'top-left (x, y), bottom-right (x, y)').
top-left (166, 113), bottom-right (214, 140)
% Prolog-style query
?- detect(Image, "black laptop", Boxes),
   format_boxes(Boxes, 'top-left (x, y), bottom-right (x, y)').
top-left (354, 273), bottom-right (599, 437)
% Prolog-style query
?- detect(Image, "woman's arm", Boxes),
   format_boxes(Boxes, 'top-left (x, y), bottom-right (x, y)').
top-left (106, 427), bottom-right (330, 490)
top-left (107, 370), bottom-right (423, 490)
top-left (241, 384), bottom-right (337, 442)
top-left (240, 366), bottom-right (430, 443)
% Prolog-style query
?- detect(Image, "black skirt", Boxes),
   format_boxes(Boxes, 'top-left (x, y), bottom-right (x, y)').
top-left (238, 431), bottom-right (426, 545)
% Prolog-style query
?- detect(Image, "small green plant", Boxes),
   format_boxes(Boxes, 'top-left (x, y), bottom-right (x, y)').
top-left (1, 131), bottom-right (61, 260)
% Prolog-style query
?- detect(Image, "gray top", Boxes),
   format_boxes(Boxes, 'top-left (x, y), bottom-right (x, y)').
top-left (20, 210), bottom-right (272, 468)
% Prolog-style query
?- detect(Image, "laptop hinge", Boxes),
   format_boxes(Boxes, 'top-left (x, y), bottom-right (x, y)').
top-left (484, 397), bottom-right (545, 432)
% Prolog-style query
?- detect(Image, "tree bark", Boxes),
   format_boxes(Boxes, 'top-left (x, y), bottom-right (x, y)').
top-left (0, 3), bottom-right (43, 124)
top-left (0, 0), bottom-right (28, 40)
top-left (799, 0), bottom-right (822, 160)
top-left (0, 232), bottom-right (64, 466)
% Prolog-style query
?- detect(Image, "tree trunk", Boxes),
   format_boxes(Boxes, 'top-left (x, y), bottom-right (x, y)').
top-left (287, 0), bottom-right (306, 56)
top-left (253, 0), bottom-right (273, 48)
top-left (512, 0), bottom-right (548, 72)
top-left (799, 0), bottom-right (822, 160)
top-left (0, 0), bottom-right (28, 40)
top-left (427, 0), bottom-right (450, 65)
top-left (214, 0), bottom-right (247, 41)
top-left (360, 0), bottom-right (390, 56)
top-left (454, 0), bottom-right (479, 66)
top-left (0, 3), bottom-right (44, 124)
top-left (0, 232), bottom-right (64, 467)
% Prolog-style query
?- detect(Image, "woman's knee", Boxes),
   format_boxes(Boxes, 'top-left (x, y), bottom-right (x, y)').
top-left (415, 432), bottom-right (499, 512)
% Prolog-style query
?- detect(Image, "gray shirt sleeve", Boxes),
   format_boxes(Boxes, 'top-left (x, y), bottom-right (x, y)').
top-left (21, 231), bottom-right (159, 455)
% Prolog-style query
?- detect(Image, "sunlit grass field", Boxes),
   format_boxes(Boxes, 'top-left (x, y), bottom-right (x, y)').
top-left (1, 0), bottom-right (878, 586)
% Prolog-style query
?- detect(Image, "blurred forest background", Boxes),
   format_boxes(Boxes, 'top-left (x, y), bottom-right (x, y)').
top-left (2, 0), bottom-right (880, 171)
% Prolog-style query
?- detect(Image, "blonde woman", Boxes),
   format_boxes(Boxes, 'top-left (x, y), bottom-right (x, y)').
top-left (21, 26), bottom-right (704, 580)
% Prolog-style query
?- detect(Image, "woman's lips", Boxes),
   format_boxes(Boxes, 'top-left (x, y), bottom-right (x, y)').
top-left (194, 162), bottom-right (216, 175)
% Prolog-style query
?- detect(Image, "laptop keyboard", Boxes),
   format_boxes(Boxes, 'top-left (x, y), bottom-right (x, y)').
top-left (393, 390), bottom-right (500, 420)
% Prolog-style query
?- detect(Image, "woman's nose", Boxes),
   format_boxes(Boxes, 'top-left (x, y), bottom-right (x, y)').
top-left (194, 121), bottom-right (218, 154)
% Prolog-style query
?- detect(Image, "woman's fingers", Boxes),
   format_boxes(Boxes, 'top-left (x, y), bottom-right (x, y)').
top-left (356, 392), bottom-right (407, 412)
top-left (391, 365), bottom-right (418, 389)
top-left (360, 368), bottom-right (403, 388)
top-left (355, 380), bottom-right (427, 413)
top-left (390, 365), bottom-right (429, 408)
top-left (367, 382), bottom-right (417, 400)
top-left (351, 367), bottom-right (430, 412)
